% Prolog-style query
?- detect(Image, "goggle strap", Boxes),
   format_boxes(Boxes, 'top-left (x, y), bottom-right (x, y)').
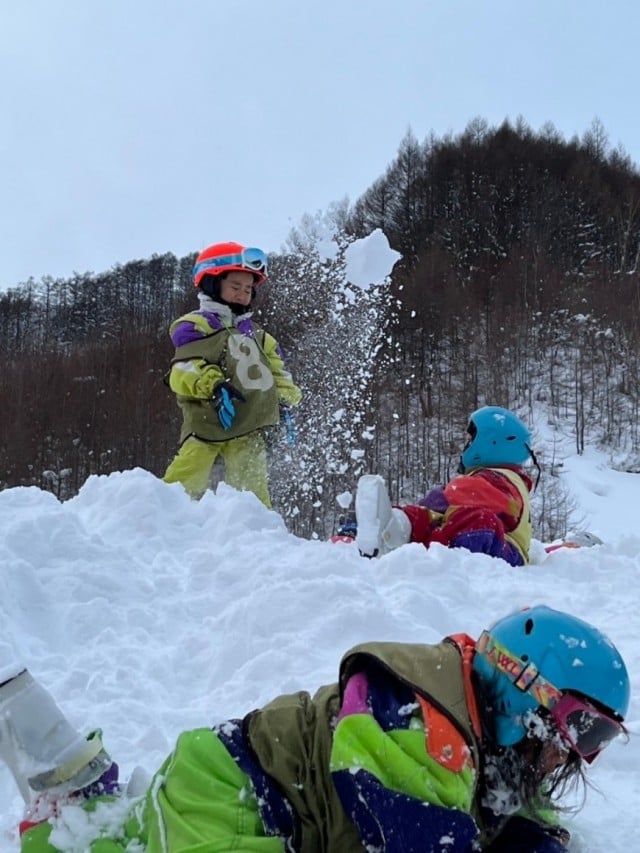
top-left (193, 250), bottom-right (267, 278)
top-left (476, 631), bottom-right (564, 709)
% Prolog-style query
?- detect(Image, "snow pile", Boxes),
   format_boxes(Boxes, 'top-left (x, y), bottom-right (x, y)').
top-left (0, 459), bottom-right (639, 851)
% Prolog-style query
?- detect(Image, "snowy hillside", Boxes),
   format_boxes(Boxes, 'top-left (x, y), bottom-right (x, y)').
top-left (1, 450), bottom-right (639, 851)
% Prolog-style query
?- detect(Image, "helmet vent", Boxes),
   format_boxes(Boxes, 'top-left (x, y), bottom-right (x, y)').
top-left (524, 618), bottom-right (534, 634)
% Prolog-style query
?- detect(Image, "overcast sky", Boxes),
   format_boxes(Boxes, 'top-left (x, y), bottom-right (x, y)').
top-left (2, 0), bottom-right (640, 289)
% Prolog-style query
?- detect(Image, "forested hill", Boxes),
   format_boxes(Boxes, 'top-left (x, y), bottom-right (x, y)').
top-left (2, 117), bottom-right (640, 540)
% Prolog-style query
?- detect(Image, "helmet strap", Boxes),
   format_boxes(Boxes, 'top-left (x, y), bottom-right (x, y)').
top-left (526, 444), bottom-right (541, 491)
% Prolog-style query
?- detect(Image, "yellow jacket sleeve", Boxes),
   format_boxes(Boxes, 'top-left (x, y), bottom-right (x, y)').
top-left (263, 332), bottom-right (302, 406)
top-left (168, 358), bottom-right (225, 400)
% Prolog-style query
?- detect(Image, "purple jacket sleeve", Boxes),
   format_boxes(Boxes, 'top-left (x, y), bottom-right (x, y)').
top-left (418, 486), bottom-right (449, 514)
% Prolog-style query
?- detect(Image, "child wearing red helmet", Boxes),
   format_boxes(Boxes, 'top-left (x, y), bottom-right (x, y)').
top-left (163, 242), bottom-right (301, 506)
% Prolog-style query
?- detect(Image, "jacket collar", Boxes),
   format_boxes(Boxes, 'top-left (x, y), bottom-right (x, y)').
top-left (197, 292), bottom-right (253, 323)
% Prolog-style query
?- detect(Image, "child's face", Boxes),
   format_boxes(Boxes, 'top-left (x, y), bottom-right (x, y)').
top-left (220, 271), bottom-right (255, 306)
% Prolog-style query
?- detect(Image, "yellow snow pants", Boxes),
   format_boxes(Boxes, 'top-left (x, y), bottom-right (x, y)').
top-left (163, 432), bottom-right (271, 507)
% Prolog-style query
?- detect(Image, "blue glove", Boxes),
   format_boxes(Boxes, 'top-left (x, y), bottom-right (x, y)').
top-left (212, 381), bottom-right (246, 430)
top-left (280, 404), bottom-right (297, 447)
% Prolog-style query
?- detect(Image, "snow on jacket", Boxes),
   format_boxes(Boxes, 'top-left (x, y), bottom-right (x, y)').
top-left (218, 636), bottom-right (567, 852)
top-left (20, 637), bottom-right (567, 853)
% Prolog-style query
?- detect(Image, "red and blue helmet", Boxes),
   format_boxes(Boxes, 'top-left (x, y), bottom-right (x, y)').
top-left (193, 242), bottom-right (268, 287)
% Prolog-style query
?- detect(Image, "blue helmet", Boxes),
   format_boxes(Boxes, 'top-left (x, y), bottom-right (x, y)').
top-left (460, 406), bottom-right (532, 472)
top-left (472, 605), bottom-right (630, 747)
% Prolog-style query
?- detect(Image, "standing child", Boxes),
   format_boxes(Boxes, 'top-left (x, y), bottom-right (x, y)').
top-left (163, 242), bottom-right (301, 506)
top-left (356, 406), bottom-right (537, 564)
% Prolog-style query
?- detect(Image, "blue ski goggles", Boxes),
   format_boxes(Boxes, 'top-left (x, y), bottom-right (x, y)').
top-left (193, 247), bottom-right (268, 280)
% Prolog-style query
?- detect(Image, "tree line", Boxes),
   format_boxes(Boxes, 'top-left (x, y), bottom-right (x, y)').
top-left (2, 117), bottom-right (639, 541)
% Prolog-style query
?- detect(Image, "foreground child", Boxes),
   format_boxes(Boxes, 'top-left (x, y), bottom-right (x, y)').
top-left (1, 605), bottom-right (629, 851)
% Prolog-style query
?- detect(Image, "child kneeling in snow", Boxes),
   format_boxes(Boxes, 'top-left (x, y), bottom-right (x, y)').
top-left (0, 605), bottom-right (630, 852)
top-left (356, 406), bottom-right (538, 565)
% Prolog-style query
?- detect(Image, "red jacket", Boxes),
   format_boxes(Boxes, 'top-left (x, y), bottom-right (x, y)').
top-left (400, 466), bottom-right (533, 564)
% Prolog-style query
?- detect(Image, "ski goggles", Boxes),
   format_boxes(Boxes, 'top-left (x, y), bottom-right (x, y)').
top-left (477, 631), bottom-right (625, 761)
top-left (193, 247), bottom-right (268, 279)
top-left (548, 693), bottom-right (626, 763)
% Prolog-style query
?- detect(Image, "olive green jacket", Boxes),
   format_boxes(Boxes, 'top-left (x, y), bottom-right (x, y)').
top-left (168, 302), bottom-right (301, 443)
top-left (244, 639), bottom-right (482, 852)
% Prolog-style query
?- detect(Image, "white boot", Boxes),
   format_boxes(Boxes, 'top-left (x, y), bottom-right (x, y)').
top-left (355, 474), bottom-right (411, 558)
top-left (0, 669), bottom-right (111, 803)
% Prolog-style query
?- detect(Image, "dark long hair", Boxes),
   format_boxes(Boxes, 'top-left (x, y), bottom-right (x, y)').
top-left (518, 736), bottom-right (586, 813)
top-left (474, 664), bottom-right (588, 817)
